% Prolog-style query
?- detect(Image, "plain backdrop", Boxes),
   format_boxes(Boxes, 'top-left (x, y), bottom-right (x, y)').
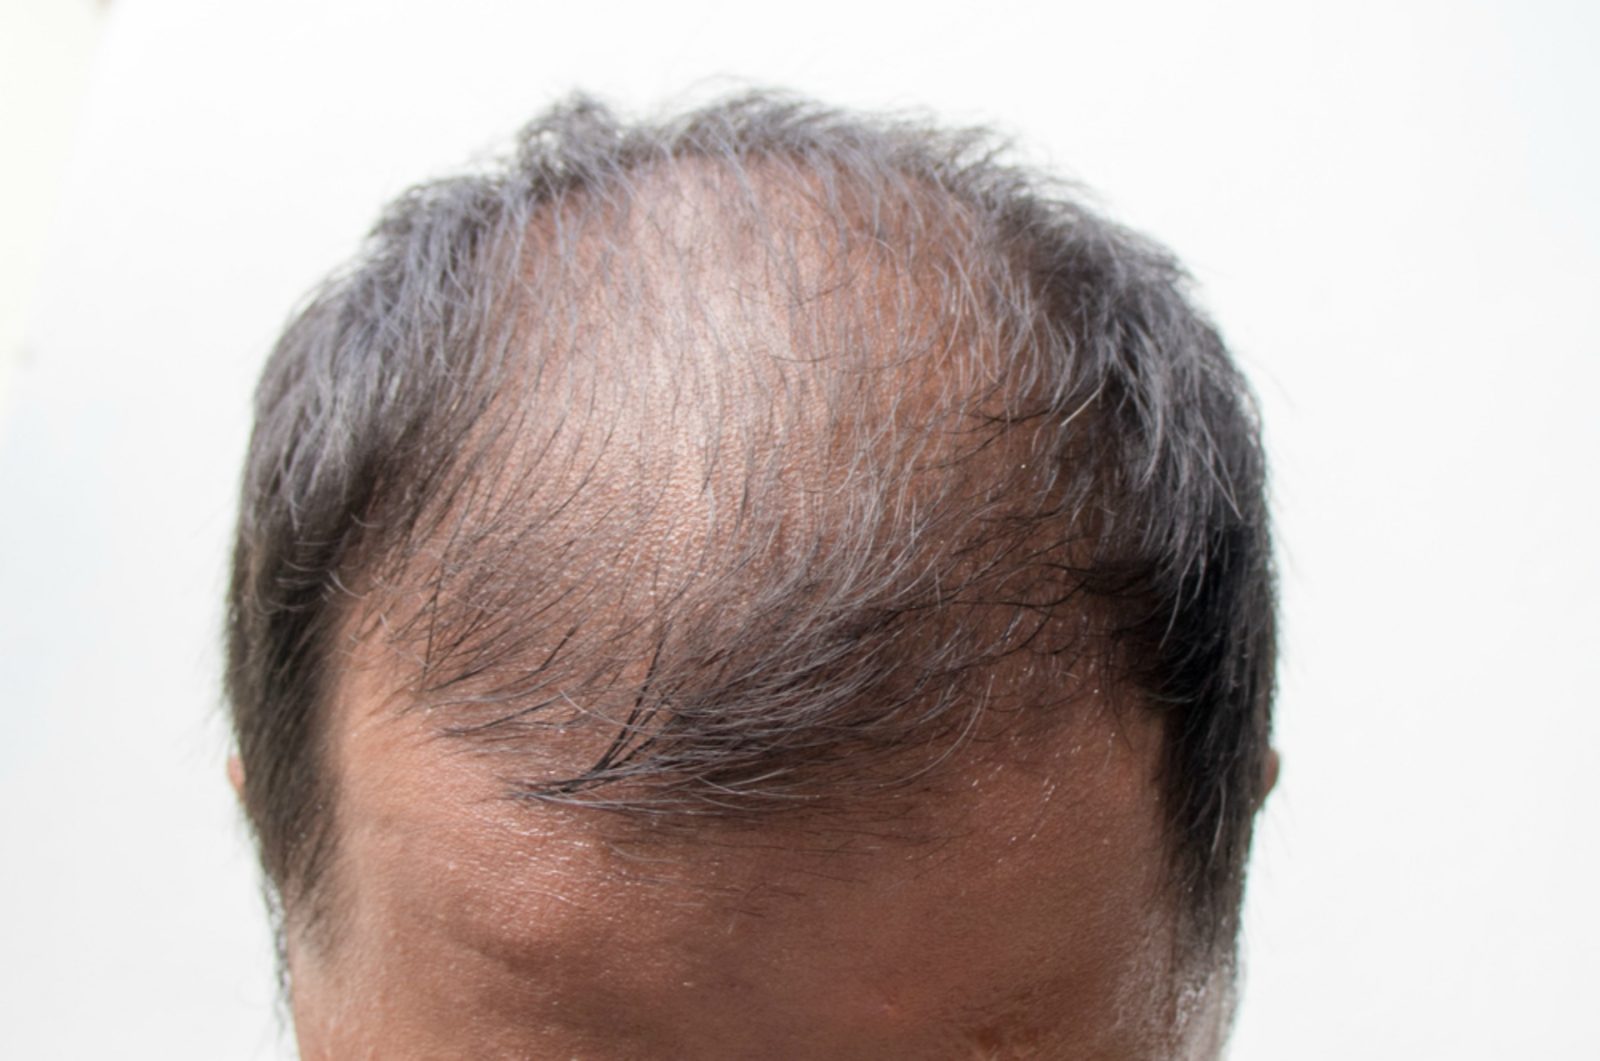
top-left (2, 1), bottom-right (1596, 1057)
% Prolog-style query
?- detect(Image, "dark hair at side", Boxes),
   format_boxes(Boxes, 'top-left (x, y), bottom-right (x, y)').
top-left (226, 91), bottom-right (1275, 958)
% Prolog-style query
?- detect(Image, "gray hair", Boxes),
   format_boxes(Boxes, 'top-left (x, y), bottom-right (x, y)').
top-left (226, 91), bottom-right (1276, 958)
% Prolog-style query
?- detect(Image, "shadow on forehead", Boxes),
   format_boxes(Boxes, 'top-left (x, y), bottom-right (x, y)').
top-left (346, 148), bottom-right (1104, 818)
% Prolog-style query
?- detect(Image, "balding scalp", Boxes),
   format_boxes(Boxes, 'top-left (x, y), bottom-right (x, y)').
top-left (227, 92), bottom-right (1275, 957)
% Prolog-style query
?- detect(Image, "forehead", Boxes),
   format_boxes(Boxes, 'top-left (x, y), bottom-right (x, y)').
top-left (301, 650), bottom-right (1200, 1058)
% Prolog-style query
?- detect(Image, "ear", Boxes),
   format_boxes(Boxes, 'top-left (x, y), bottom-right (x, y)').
top-left (1258, 747), bottom-right (1280, 809)
top-left (227, 754), bottom-right (246, 800)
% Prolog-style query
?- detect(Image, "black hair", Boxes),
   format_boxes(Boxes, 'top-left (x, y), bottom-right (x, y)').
top-left (226, 91), bottom-right (1275, 959)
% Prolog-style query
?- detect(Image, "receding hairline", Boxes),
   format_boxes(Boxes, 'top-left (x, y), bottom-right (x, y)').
top-left (335, 149), bottom-right (1110, 807)
top-left (227, 92), bottom-right (1275, 962)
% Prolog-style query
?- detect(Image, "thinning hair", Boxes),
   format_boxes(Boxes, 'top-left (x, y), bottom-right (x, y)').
top-left (226, 92), bottom-right (1275, 958)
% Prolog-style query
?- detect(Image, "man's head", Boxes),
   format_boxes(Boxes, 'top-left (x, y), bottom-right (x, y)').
top-left (227, 93), bottom-right (1275, 1058)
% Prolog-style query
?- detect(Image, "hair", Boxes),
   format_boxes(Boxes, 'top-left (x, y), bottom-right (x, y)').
top-left (226, 90), bottom-right (1275, 960)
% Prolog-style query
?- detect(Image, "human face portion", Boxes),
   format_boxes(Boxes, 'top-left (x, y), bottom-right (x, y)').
top-left (285, 655), bottom-right (1229, 1061)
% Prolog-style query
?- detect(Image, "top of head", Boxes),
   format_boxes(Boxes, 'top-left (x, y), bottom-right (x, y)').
top-left (226, 93), bottom-right (1275, 970)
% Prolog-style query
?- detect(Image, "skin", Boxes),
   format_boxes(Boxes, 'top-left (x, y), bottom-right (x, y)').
top-left (265, 651), bottom-right (1235, 1060)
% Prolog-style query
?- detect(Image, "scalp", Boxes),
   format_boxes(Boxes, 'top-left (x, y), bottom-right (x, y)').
top-left (340, 149), bottom-right (1096, 814)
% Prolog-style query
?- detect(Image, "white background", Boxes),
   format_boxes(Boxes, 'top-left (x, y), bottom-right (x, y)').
top-left (2, 1), bottom-right (1596, 1057)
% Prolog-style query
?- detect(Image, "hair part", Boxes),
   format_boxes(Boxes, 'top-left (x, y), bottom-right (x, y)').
top-left (226, 91), bottom-right (1275, 959)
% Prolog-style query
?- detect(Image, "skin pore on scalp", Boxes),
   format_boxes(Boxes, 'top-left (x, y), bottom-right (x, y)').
top-left (227, 93), bottom-right (1276, 1059)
